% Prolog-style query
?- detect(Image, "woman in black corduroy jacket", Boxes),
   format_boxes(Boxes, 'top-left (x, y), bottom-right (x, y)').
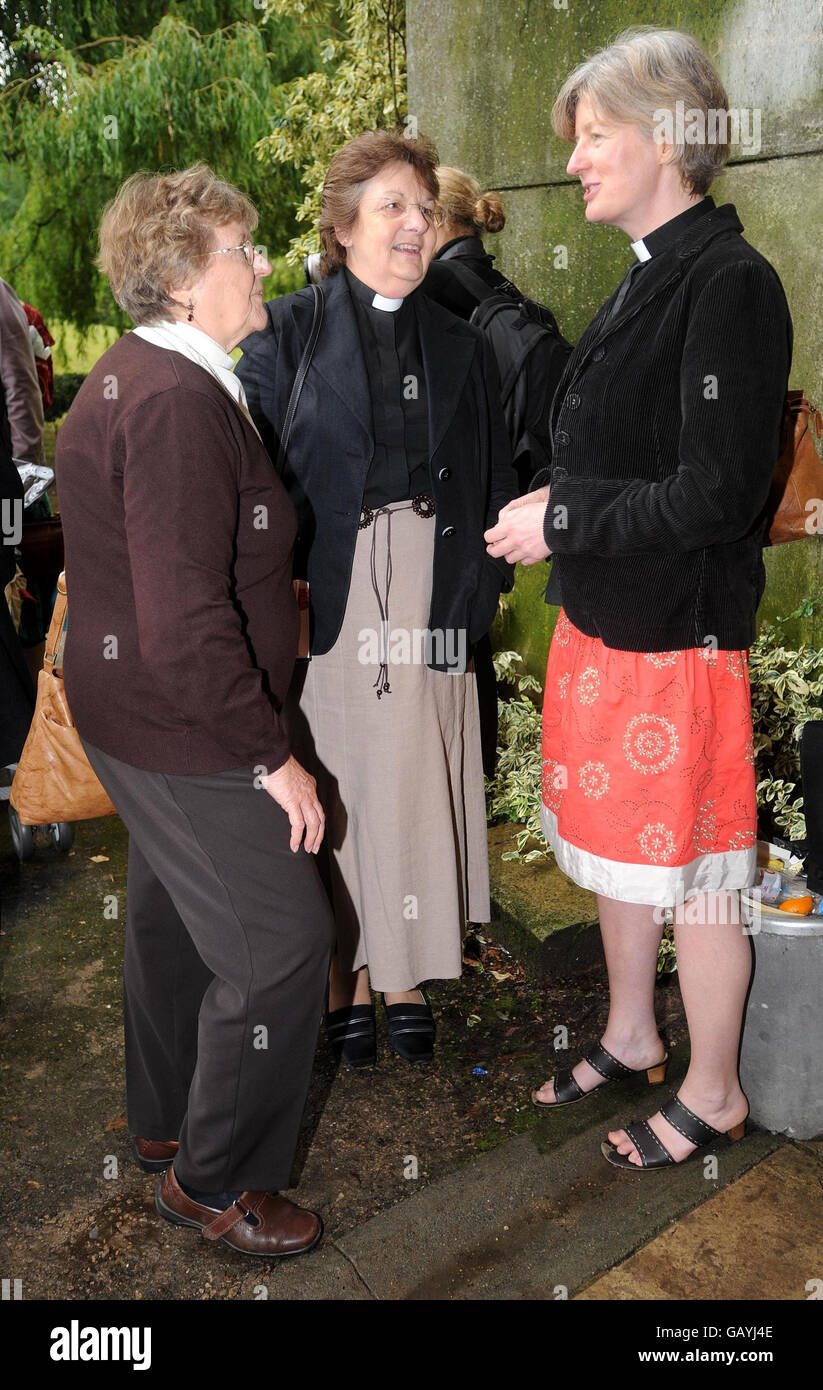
top-left (487, 27), bottom-right (793, 1172)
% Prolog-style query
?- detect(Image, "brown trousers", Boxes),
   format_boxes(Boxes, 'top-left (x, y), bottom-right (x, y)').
top-left (82, 741), bottom-right (334, 1192)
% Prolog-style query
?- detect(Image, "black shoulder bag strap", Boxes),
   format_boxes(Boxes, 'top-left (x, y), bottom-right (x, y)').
top-left (276, 282), bottom-right (324, 474)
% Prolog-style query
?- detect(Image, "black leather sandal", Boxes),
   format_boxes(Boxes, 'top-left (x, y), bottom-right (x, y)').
top-left (601, 1093), bottom-right (748, 1170)
top-left (325, 1003), bottom-right (377, 1068)
top-left (383, 989), bottom-right (435, 1063)
top-left (531, 1038), bottom-right (669, 1109)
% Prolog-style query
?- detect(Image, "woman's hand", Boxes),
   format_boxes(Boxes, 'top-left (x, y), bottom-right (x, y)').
top-left (484, 487), bottom-right (552, 566)
top-left (261, 756), bottom-right (325, 853)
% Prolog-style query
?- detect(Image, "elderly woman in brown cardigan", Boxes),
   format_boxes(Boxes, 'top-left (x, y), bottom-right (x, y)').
top-left (58, 165), bottom-right (334, 1259)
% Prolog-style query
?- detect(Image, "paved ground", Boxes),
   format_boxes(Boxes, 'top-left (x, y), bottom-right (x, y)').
top-left (579, 1140), bottom-right (823, 1302)
top-left (1, 804), bottom-right (819, 1310)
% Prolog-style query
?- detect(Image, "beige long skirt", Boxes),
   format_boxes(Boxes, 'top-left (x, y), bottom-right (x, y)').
top-left (287, 504), bottom-right (490, 992)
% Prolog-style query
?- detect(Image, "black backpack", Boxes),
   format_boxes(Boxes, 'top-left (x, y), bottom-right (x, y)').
top-left (444, 257), bottom-right (572, 491)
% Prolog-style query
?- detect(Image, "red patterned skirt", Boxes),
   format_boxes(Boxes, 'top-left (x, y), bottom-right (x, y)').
top-left (540, 609), bottom-right (758, 906)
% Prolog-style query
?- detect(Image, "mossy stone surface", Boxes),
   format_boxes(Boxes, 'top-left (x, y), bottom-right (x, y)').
top-left (491, 561), bottom-right (557, 684)
top-left (408, 0), bottom-right (823, 189)
top-left (487, 824), bottom-right (601, 976)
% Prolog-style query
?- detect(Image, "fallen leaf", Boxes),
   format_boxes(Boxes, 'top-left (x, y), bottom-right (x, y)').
top-left (490, 970), bottom-right (512, 982)
top-left (26, 1179), bottom-right (40, 1188)
top-left (105, 1112), bottom-right (128, 1131)
top-left (90, 855), bottom-right (109, 864)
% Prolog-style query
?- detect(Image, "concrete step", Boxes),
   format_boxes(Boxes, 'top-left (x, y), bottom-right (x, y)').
top-left (269, 1042), bottom-right (784, 1300)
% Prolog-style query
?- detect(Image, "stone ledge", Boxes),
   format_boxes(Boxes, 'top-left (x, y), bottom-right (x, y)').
top-left (486, 823), bottom-right (601, 977)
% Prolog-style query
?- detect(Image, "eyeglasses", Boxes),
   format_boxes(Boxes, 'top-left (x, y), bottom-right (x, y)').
top-left (364, 197), bottom-right (445, 229)
top-left (209, 240), bottom-right (256, 266)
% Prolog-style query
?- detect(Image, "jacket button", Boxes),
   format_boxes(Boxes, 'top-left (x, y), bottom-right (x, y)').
top-left (441, 524), bottom-right (456, 538)
top-left (438, 467), bottom-right (452, 481)
top-left (566, 393), bottom-right (581, 409)
top-left (592, 346), bottom-right (606, 362)
top-left (555, 430), bottom-right (570, 446)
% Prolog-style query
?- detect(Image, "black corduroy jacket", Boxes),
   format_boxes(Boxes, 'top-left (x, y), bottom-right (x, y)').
top-left (236, 270), bottom-right (517, 671)
top-left (541, 201), bottom-right (793, 652)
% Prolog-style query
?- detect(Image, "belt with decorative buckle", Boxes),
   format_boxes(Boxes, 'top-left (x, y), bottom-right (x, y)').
top-left (358, 492), bottom-right (435, 529)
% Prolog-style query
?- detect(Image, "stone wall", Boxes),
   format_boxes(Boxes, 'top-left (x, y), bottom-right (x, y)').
top-left (408, 0), bottom-right (823, 675)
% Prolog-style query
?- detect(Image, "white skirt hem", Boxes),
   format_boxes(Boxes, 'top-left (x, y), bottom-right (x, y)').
top-left (541, 804), bottom-right (757, 908)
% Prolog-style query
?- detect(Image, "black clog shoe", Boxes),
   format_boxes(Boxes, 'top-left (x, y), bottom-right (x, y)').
top-left (382, 989), bottom-right (435, 1063)
top-left (325, 1003), bottom-right (377, 1068)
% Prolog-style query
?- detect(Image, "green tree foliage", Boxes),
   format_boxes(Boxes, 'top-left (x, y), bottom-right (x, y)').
top-left (1, 1), bottom-right (409, 324)
top-left (256, 0), bottom-right (407, 263)
top-left (1, 2), bottom-right (252, 86)
top-left (1, 6), bottom-right (317, 325)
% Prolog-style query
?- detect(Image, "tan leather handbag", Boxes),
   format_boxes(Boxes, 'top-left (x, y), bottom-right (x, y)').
top-left (767, 391), bottom-right (823, 544)
top-left (10, 572), bottom-right (116, 825)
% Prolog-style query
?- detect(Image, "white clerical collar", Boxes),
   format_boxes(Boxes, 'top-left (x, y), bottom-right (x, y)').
top-left (134, 318), bottom-right (235, 370)
top-left (630, 238), bottom-right (652, 263)
top-left (371, 291), bottom-right (403, 312)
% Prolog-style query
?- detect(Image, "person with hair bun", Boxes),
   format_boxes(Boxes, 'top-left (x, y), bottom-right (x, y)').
top-left (423, 167), bottom-right (571, 776)
top-left (421, 170), bottom-right (521, 779)
top-left (423, 168), bottom-right (518, 320)
top-left (486, 28), bottom-right (792, 1171)
top-left (238, 130), bottom-right (518, 1069)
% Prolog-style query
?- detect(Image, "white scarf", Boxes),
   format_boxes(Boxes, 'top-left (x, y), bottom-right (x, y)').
top-left (132, 320), bottom-right (260, 436)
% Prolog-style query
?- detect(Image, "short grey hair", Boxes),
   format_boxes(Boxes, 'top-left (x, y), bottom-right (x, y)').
top-left (98, 164), bottom-right (259, 325)
top-left (552, 27), bottom-right (730, 196)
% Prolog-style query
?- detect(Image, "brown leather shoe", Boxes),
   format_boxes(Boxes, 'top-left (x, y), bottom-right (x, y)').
top-left (155, 1164), bottom-right (323, 1259)
top-left (132, 1136), bottom-right (179, 1173)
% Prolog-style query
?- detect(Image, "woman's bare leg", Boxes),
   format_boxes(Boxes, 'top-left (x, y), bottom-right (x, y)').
top-left (608, 890), bottom-right (751, 1164)
top-left (534, 893), bottom-right (666, 1103)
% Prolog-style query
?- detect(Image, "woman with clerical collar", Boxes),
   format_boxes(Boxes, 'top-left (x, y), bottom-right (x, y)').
top-left (237, 129), bottom-right (518, 1067)
top-left (486, 28), bottom-right (792, 1170)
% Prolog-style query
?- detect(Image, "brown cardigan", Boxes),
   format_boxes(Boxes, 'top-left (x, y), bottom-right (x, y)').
top-left (57, 332), bottom-right (298, 774)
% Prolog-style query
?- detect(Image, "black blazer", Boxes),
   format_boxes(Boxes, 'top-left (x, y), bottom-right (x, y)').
top-left (236, 270), bottom-right (518, 671)
top-left (540, 201), bottom-right (793, 652)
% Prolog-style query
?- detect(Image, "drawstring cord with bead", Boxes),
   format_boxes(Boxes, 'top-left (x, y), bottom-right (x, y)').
top-left (369, 504), bottom-right (410, 697)
top-left (361, 493), bottom-right (436, 698)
